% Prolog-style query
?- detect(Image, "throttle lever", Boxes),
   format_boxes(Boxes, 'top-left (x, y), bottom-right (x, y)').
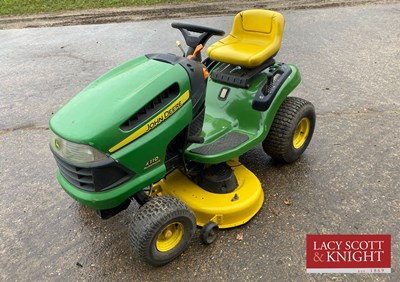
top-left (187, 44), bottom-right (204, 60)
top-left (176, 41), bottom-right (186, 57)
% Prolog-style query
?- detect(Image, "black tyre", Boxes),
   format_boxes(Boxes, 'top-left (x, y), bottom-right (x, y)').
top-left (129, 196), bottom-right (196, 266)
top-left (263, 97), bottom-right (315, 163)
top-left (200, 221), bottom-right (219, 245)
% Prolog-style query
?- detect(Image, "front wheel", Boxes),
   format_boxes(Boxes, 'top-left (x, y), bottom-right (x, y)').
top-left (129, 196), bottom-right (196, 266)
top-left (263, 97), bottom-right (316, 163)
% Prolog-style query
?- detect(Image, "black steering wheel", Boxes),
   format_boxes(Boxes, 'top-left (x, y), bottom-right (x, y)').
top-left (172, 22), bottom-right (225, 37)
top-left (172, 22), bottom-right (225, 58)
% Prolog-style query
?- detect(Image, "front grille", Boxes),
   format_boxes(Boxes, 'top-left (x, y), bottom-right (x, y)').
top-left (52, 151), bottom-right (133, 192)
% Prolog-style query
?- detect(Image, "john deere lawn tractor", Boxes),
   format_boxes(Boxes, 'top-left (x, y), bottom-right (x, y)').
top-left (50, 9), bottom-right (315, 265)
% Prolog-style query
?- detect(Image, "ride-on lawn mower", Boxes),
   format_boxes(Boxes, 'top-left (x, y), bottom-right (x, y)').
top-left (50, 9), bottom-right (315, 265)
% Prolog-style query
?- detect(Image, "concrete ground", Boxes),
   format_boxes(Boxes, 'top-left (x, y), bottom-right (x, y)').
top-left (0, 2), bottom-right (399, 281)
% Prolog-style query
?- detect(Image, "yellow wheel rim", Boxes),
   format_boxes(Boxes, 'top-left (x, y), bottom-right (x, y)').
top-left (293, 117), bottom-right (311, 149)
top-left (156, 222), bottom-right (184, 252)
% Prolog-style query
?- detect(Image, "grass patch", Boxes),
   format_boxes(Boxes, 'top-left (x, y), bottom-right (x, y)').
top-left (0, 0), bottom-right (206, 16)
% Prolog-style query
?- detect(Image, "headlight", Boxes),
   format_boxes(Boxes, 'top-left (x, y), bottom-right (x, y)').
top-left (50, 133), bottom-right (107, 165)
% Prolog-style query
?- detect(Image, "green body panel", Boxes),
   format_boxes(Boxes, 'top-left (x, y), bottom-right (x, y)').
top-left (50, 56), bottom-right (193, 209)
top-left (184, 64), bottom-right (301, 163)
top-left (111, 100), bottom-right (192, 176)
top-left (57, 101), bottom-right (193, 210)
top-left (50, 55), bottom-right (191, 153)
top-left (51, 56), bottom-right (300, 210)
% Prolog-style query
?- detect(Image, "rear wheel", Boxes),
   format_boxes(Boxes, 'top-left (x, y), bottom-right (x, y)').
top-left (263, 97), bottom-right (315, 163)
top-left (129, 196), bottom-right (196, 266)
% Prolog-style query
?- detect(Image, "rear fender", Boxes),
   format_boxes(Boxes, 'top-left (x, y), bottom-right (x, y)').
top-left (262, 64), bottom-right (301, 135)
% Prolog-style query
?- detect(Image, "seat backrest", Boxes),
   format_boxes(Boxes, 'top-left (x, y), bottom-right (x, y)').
top-left (231, 10), bottom-right (284, 45)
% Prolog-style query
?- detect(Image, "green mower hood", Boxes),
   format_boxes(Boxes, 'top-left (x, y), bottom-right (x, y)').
top-left (50, 55), bottom-right (190, 154)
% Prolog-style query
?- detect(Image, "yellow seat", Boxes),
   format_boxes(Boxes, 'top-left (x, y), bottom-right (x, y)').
top-left (207, 10), bottom-right (284, 68)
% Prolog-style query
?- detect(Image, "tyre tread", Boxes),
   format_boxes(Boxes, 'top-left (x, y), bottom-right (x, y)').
top-left (263, 96), bottom-right (315, 163)
top-left (129, 196), bottom-right (196, 266)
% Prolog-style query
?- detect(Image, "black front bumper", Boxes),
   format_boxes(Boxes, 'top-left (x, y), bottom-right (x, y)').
top-left (50, 146), bottom-right (134, 192)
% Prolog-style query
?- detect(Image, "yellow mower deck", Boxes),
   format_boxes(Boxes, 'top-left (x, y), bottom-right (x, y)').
top-left (153, 160), bottom-right (264, 229)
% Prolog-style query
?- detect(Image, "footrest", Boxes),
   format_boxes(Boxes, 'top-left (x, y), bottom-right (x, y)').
top-left (190, 132), bottom-right (249, 156)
